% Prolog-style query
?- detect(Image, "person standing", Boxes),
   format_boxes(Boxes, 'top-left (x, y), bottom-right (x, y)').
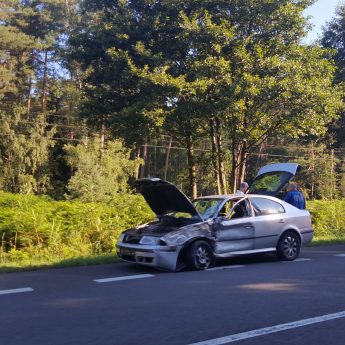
top-left (236, 182), bottom-right (249, 195)
top-left (284, 183), bottom-right (306, 209)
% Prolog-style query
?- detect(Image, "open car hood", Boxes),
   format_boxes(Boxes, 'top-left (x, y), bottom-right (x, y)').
top-left (249, 162), bottom-right (302, 197)
top-left (135, 178), bottom-right (202, 220)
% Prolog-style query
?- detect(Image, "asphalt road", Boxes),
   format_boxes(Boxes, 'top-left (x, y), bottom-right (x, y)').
top-left (1, 245), bottom-right (345, 345)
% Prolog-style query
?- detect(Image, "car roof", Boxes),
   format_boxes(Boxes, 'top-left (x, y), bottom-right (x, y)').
top-left (195, 194), bottom-right (279, 200)
top-left (195, 194), bottom-right (298, 205)
top-left (196, 194), bottom-right (309, 213)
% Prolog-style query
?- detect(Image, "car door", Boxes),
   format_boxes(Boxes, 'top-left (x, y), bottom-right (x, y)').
top-left (213, 198), bottom-right (255, 255)
top-left (248, 196), bottom-right (287, 250)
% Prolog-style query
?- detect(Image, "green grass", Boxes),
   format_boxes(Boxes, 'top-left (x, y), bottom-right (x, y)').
top-left (0, 253), bottom-right (121, 273)
top-left (309, 237), bottom-right (345, 246)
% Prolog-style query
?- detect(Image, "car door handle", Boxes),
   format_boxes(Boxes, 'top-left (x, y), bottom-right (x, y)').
top-left (245, 226), bottom-right (253, 229)
top-left (278, 219), bottom-right (285, 223)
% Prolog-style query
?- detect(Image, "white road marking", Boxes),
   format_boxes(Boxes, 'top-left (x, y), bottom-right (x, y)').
top-left (94, 274), bottom-right (155, 283)
top-left (282, 258), bottom-right (312, 263)
top-left (334, 254), bottom-right (345, 257)
top-left (207, 265), bottom-right (245, 271)
top-left (188, 310), bottom-right (345, 345)
top-left (0, 287), bottom-right (34, 296)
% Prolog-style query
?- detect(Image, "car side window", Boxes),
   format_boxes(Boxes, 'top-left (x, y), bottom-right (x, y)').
top-left (219, 199), bottom-right (251, 219)
top-left (250, 197), bottom-right (285, 216)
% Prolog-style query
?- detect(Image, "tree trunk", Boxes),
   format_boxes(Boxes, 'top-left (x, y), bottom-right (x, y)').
top-left (185, 132), bottom-right (197, 199)
top-left (330, 149), bottom-right (335, 199)
top-left (138, 140), bottom-right (148, 178)
top-left (164, 136), bottom-right (172, 180)
top-left (230, 139), bottom-right (247, 193)
top-left (27, 77), bottom-right (32, 115)
top-left (238, 140), bottom-right (247, 186)
top-left (230, 140), bottom-right (237, 193)
top-left (41, 50), bottom-right (48, 116)
top-left (215, 117), bottom-right (227, 194)
top-left (311, 142), bottom-right (315, 199)
top-left (209, 119), bottom-right (221, 194)
top-left (100, 123), bottom-right (105, 150)
top-left (154, 139), bottom-right (157, 176)
top-left (254, 142), bottom-right (265, 175)
top-left (16, 51), bottom-right (25, 103)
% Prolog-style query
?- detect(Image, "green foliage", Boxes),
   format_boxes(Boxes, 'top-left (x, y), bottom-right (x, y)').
top-left (0, 112), bottom-right (56, 194)
top-left (322, 4), bottom-right (345, 148)
top-left (68, 0), bottom-right (343, 195)
top-left (1, 0), bottom-right (345, 204)
top-left (0, 192), bottom-right (345, 270)
top-left (308, 200), bottom-right (345, 240)
top-left (0, 0), bottom-right (69, 194)
top-left (0, 191), bottom-right (154, 266)
top-left (64, 138), bottom-right (142, 202)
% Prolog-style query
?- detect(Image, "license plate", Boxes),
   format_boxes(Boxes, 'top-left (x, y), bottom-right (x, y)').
top-left (120, 248), bottom-right (135, 256)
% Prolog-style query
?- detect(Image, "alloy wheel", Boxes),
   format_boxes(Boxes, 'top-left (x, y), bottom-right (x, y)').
top-left (195, 245), bottom-right (211, 268)
top-left (282, 235), bottom-right (298, 258)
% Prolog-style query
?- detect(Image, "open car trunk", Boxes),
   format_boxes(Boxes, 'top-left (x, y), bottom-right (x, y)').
top-left (249, 163), bottom-right (302, 198)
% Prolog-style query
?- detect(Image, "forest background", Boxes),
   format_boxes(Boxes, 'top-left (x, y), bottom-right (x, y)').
top-left (2, 0), bottom-right (345, 269)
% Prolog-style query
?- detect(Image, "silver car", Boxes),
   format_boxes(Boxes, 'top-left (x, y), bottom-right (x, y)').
top-left (116, 163), bottom-right (314, 271)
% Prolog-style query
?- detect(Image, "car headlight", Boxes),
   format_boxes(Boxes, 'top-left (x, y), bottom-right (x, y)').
top-left (139, 236), bottom-right (159, 245)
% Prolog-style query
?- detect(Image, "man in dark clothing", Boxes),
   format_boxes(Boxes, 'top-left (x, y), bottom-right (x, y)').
top-left (284, 183), bottom-right (306, 209)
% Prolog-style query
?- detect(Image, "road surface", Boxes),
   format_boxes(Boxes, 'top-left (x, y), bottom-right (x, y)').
top-left (1, 245), bottom-right (345, 345)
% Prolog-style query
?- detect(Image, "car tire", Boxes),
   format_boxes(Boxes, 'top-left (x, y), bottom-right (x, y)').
top-left (186, 240), bottom-right (214, 270)
top-left (276, 231), bottom-right (300, 261)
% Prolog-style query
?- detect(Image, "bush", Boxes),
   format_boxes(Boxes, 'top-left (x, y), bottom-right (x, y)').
top-left (0, 192), bottom-right (154, 265)
top-left (308, 200), bottom-right (345, 240)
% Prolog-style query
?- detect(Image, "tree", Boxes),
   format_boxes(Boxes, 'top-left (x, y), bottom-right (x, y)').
top-left (65, 138), bottom-right (142, 202)
top-left (0, 0), bottom-right (54, 193)
top-left (0, 0), bottom-right (70, 193)
top-left (68, 0), bottom-right (343, 197)
top-left (322, 4), bottom-right (345, 147)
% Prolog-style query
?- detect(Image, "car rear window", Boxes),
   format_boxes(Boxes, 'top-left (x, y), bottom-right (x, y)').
top-left (250, 197), bottom-right (285, 215)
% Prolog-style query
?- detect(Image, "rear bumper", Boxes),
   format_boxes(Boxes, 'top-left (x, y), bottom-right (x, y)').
top-left (116, 243), bottom-right (181, 271)
top-left (300, 228), bottom-right (314, 245)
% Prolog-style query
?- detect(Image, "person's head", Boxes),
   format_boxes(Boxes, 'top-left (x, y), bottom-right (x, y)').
top-left (239, 182), bottom-right (249, 193)
top-left (286, 182), bottom-right (297, 192)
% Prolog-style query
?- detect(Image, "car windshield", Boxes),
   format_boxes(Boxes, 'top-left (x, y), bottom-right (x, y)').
top-left (193, 198), bottom-right (223, 220)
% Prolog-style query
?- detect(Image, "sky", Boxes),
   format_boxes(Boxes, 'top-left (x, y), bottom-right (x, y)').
top-left (304, 0), bottom-right (344, 43)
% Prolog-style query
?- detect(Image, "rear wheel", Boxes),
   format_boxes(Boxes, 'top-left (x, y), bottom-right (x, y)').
top-left (186, 240), bottom-right (214, 270)
top-left (277, 231), bottom-right (300, 261)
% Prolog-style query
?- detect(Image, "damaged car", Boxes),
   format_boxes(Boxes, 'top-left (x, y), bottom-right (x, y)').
top-left (116, 163), bottom-right (314, 271)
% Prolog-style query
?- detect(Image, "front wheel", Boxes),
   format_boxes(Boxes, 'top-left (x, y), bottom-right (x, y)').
top-left (277, 231), bottom-right (300, 261)
top-left (186, 240), bottom-right (214, 270)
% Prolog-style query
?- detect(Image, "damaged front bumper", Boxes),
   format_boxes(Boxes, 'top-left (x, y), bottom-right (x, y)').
top-left (116, 243), bottom-right (181, 271)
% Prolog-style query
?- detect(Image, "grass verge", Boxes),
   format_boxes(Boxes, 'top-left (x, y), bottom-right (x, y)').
top-left (0, 253), bottom-right (120, 274)
top-left (308, 237), bottom-right (345, 246)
